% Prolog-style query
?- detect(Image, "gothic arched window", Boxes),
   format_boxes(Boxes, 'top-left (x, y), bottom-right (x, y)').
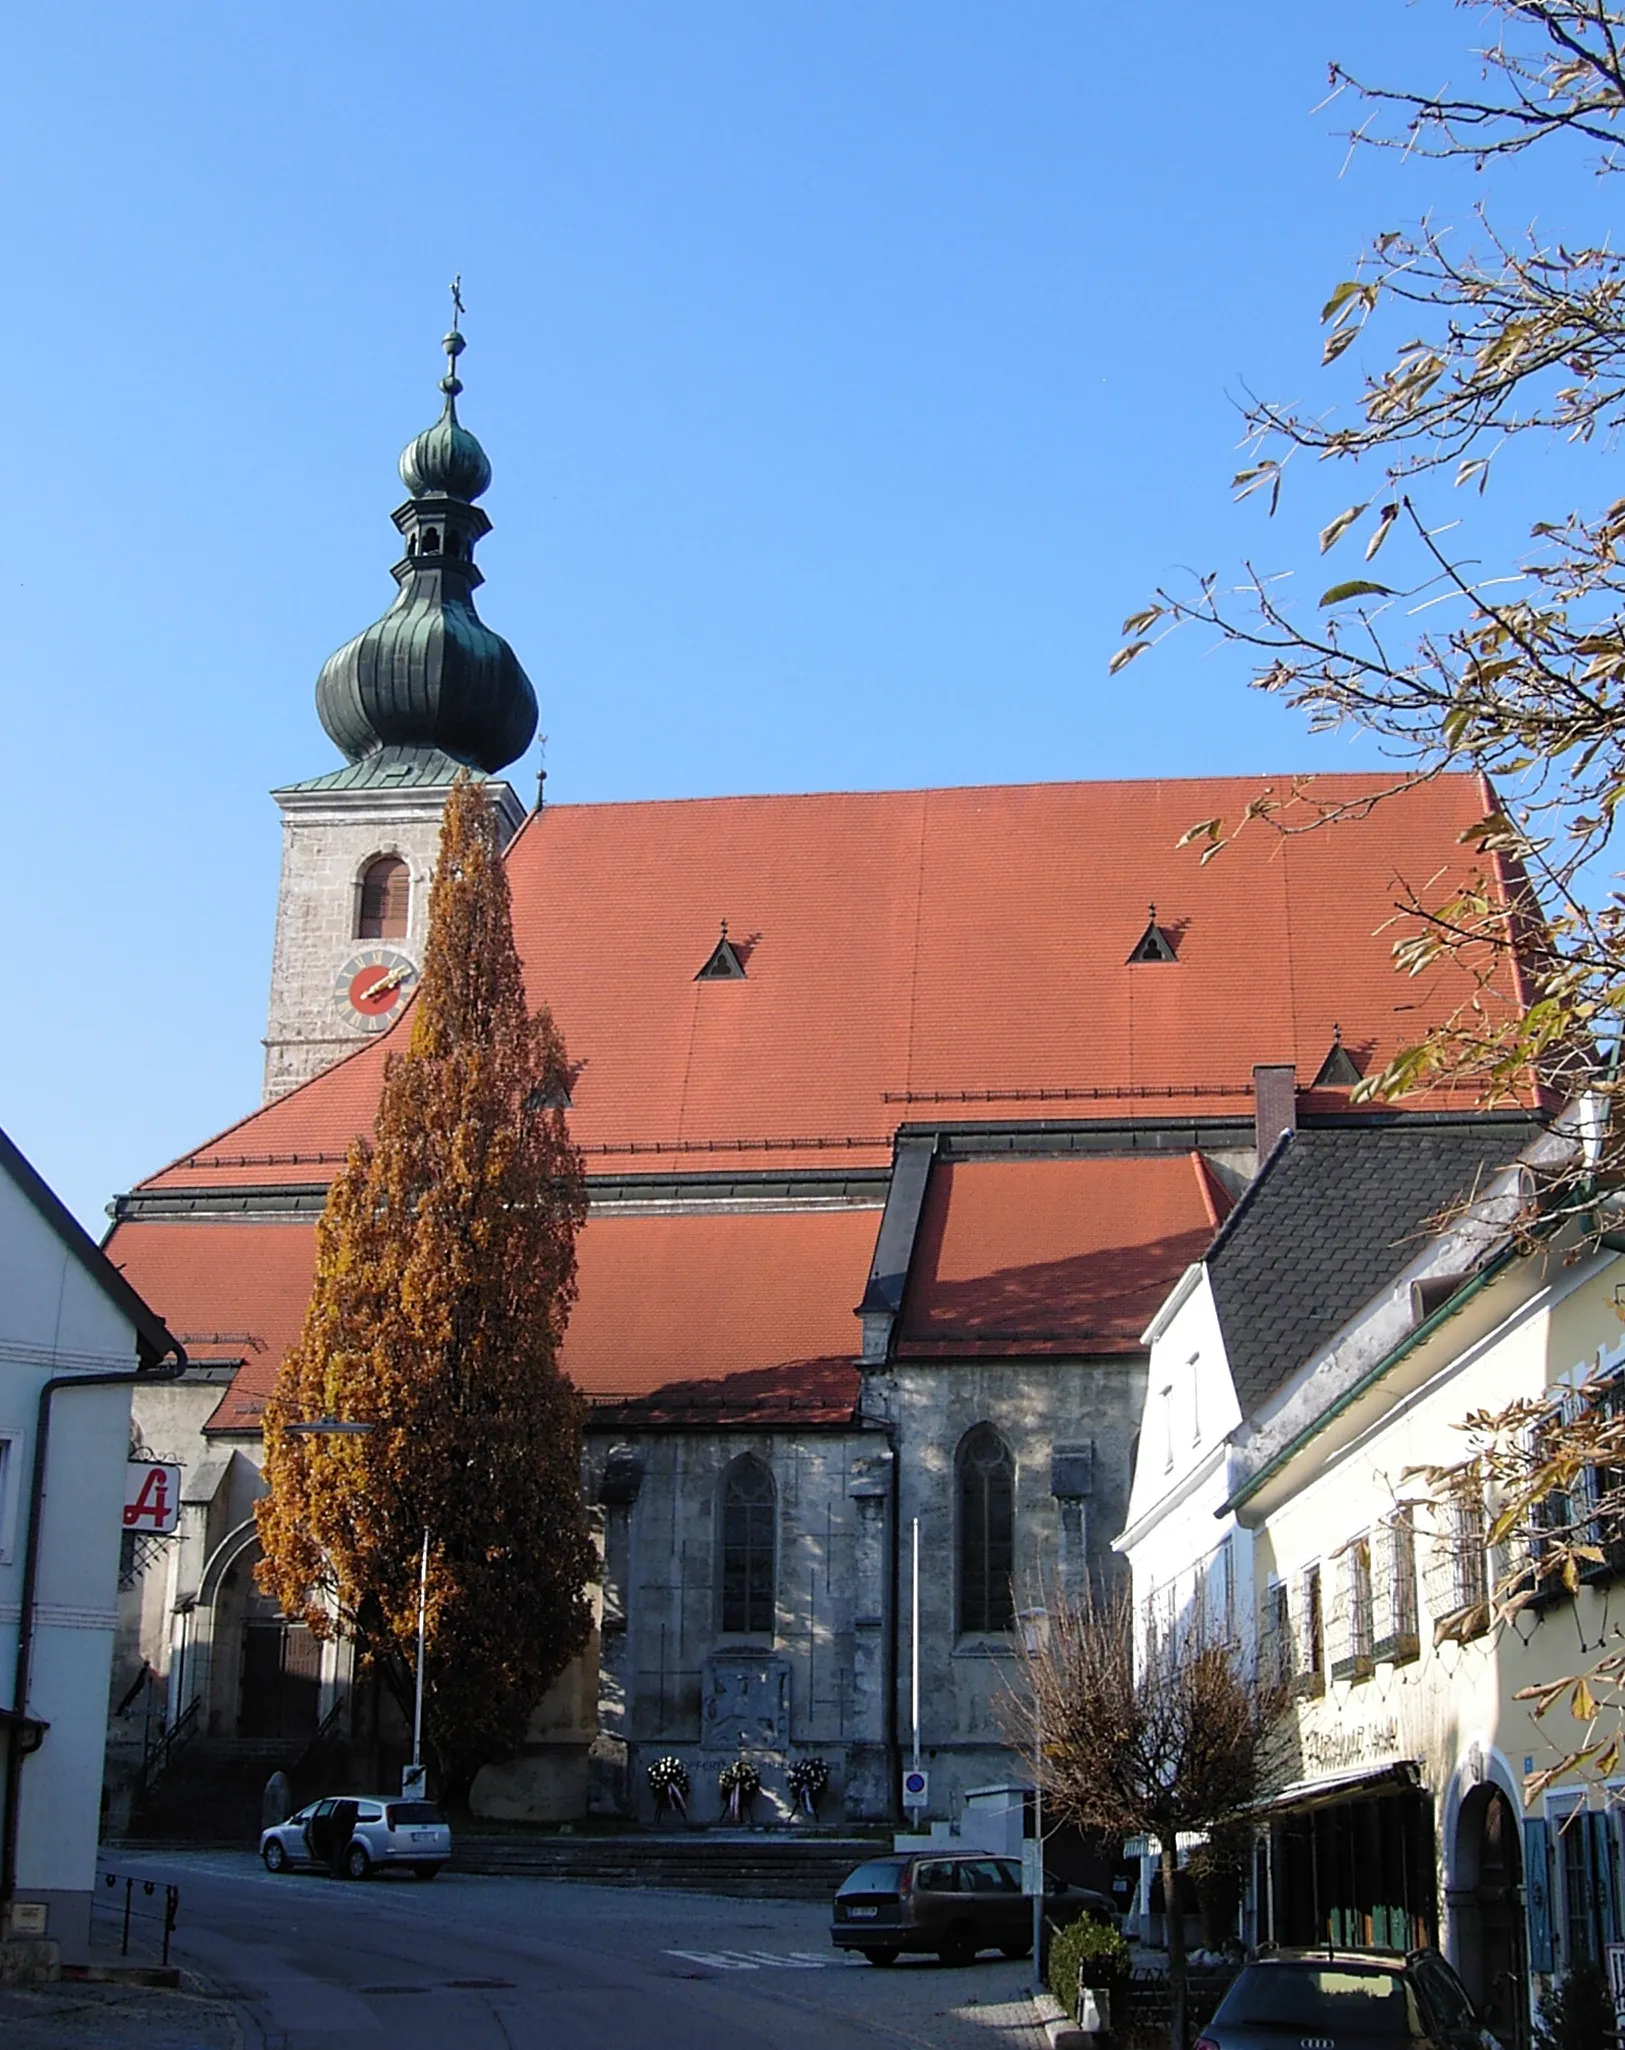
top-left (957, 1425), bottom-right (1015, 1635)
top-left (358, 855), bottom-right (410, 940)
top-left (720, 1456), bottom-right (776, 1636)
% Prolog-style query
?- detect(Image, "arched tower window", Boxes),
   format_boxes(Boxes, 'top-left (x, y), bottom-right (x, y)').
top-left (957, 1425), bottom-right (1015, 1635)
top-left (358, 855), bottom-right (410, 940)
top-left (720, 1456), bottom-right (776, 1636)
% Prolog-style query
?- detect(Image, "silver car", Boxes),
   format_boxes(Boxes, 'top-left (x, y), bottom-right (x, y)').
top-left (1196, 1950), bottom-right (1496, 2050)
top-left (259, 1795), bottom-right (451, 1881)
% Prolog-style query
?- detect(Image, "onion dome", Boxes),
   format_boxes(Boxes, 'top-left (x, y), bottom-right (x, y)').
top-left (398, 330), bottom-right (493, 501)
top-left (314, 306), bottom-right (538, 776)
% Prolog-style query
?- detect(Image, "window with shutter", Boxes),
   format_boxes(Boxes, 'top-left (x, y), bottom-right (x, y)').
top-left (358, 855), bottom-right (410, 940)
top-left (1295, 1564), bottom-right (1325, 1697)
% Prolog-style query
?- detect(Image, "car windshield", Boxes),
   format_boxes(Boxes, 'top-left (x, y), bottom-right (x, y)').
top-left (838, 1861), bottom-right (907, 1896)
top-left (1215, 1965), bottom-right (1421, 2035)
top-left (386, 1803), bottom-right (445, 1826)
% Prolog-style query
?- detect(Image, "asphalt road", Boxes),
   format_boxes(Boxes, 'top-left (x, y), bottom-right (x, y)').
top-left (105, 1849), bottom-right (1050, 2050)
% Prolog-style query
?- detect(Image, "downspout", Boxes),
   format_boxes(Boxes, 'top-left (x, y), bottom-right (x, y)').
top-left (2, 1336), bottom-right (187, 1905)
top-left (882, 1417), bottom-right (901, 1823)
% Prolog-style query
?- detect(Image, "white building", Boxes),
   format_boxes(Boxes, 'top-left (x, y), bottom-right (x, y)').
top-left (0, 1124), bottom-right (180, 1962)
top-left (1116, 1111), bottom-right (1566, 2045)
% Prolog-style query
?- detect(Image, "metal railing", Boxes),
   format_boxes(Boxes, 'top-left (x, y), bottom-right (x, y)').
top-left (137, 1695), bottom-right (201, 1793)
top-left (97, 1870), bottom-right (179, 1965)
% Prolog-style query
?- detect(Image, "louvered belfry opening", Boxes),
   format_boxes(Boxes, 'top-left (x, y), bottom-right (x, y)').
top-left (358, 855), bottom-right (410, 940)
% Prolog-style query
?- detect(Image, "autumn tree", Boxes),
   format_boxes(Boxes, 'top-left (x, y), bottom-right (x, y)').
top-left (256, 777), bottom-right (593, 1801)
top-left (1121, 1), bottom-right (1625, 1159)
top-left (1012, 1586), bottom-right (1287, 2050)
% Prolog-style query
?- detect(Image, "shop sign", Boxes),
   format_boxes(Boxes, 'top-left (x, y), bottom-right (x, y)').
top-left (1608, 1945), bottom-right (1625, 2038)
top-left (1302, 1718), bottom-right (1401, 1776)
top-left (123, 1461), bottom-right (181, 1534)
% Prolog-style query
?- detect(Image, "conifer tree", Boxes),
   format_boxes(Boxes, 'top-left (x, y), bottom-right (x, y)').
top-left (256, 778), bottom-right (593, 1799)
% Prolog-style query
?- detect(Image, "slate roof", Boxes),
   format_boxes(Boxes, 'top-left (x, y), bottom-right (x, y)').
top-left (897, 1153), bottom-right (1227, 1356)
top-left (1206, 1116), bottom-right (1546, 1415)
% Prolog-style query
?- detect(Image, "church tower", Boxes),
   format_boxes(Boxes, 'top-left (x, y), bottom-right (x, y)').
top-left (263, 310), bottom-right (534, 1101)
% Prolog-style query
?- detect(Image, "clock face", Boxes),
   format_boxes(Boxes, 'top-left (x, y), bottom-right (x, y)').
top-left (334, 947), bottom-right (418, 1033)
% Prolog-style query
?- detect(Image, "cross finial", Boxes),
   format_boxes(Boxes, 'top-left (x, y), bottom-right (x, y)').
top-left (450, 274), bottom-right (465, 326)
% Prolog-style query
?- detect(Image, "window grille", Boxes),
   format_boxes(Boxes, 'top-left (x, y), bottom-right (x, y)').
top-left (1331, 1537), bottom-right (1374, 1681)
top-left (957, 1426), bottom-right (1015, 1634)
top-left (720, 1457), bottom-right (776, 1635)
top-left (1261, 1580), bottom-right (1292, 1691)
top-left (1372, 1509), bottom-right (1420, 1663)
top-left (1430, 1485), bottom-right (1490, 1643)
top-left (1294, 1564), bottom-right (1325, 1697)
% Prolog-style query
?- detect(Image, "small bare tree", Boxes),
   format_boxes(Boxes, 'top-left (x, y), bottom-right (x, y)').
top-left (1012, 1585), bottom-right (1288, 2050)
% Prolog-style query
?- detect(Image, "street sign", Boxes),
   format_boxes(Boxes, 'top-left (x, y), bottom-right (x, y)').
top-left (902, 1767), bottom-right (929, 1806)
top-left (401, 1764), bottom-right (428, 1797)
top-left (123, 1462), bottom-right (181, 1534)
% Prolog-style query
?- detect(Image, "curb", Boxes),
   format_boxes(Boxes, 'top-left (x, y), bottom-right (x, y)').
top-left (63, 1962), bottom-right (182, 1988)
top-left (1031, 1988), bottom-right (1096, 2049)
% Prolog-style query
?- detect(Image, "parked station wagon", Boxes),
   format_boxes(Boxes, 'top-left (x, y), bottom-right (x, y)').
top-left (831, 1853), bottom-right (1035, 1966)
top-left (259, 1795), bottom-right (451, 1881)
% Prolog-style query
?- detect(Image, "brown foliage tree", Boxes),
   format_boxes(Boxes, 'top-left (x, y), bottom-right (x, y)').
top-left (1013, 1587), bottom-right (1287, 2049)
top-left (255, 778), bottom-right (593, 1800)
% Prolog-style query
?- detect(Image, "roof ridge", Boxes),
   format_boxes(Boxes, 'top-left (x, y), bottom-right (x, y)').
top-left (521, 768), bottom-right (1488, 818)
top-left (1202, 1129), bottom-right (1294, 1266)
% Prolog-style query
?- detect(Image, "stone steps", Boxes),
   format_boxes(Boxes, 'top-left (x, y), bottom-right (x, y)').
top-left (448, 1832), bottom-right (881, 1900)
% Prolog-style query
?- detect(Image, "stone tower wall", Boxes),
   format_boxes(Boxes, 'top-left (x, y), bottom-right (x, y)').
top-left (262, 779), bottom-right (522, 1102)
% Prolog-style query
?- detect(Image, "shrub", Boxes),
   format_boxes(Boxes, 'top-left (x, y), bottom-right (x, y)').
top-left (1534, 1961), bottom-right (1614, 2050)
top-left (1049, 1913), bottom-right (1131, 2016)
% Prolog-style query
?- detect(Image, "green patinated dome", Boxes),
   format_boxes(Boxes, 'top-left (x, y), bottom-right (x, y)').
top-left (313, 317), bottom-right (537, 776)
top-left (398, 332), bottom-right (492, 501)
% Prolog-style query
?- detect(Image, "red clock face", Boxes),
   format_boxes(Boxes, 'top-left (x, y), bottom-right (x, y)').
top-left (333, 947), bottom-right (417, 1033)
top-left (349, 965), bottom-right (402, 1016)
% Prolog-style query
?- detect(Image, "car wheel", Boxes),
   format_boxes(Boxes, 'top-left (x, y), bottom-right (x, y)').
top-left (938, 1924), bottom-right (977, 1968)
top-left (861, 1947), bottom-right (900, 1966)
top-left (262, 1839), bottom-right (287, 1874)
top-left (342, 1841), bottom-right (370, 1881)
top-left (412, 1863), bottom-right (440, 1880)
top-left (1000, 1940), bottom-right (1033, 1961)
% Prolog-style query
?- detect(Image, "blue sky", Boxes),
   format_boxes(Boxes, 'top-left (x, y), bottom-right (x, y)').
top-left (0, 2), bottom-right (1587, 1228)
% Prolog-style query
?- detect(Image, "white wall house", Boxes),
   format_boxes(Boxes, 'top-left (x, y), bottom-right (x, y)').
top-left (0, 1125), bottom-right (180, 1962)
top-left (1115, 1112), bottom-right (1560, 2045)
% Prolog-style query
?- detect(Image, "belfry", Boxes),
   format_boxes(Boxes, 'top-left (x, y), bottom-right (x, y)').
top-left (262, 303), bottom-right (532, 1100)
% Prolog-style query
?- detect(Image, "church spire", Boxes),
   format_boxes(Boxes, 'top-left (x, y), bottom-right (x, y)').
top-left (314, 290), bottom-right (538, 776)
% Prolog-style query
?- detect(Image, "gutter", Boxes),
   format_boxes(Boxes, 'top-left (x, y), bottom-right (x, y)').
top-left (1221, 1244), bottom-right (1519, 1519)
top-left (2, 1333), bottom-right (187, 1906)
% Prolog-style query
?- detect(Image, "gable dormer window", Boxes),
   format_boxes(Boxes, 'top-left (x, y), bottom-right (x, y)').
top-left (1128, 904), bottom-right (1178, 964)
top-left (695, 920), bottom-right (747, 981)
top-left (1312, 1026), bottom-right (1363, 1088)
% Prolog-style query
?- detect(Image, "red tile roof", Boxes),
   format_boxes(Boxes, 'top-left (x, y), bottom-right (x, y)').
top-left (135, 772), bottom-right (1520, 1191)
top-left (108, 1205), bottom-right (877, 1432)
top-left (897, 1154), bottom-right (1224, 1357)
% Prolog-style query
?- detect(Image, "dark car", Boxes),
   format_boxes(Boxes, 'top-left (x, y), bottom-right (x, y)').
top-left (1196, 1949), bottom-right (1497, 2050)
top-left (831, 1853), bottom-right (1037, 1967)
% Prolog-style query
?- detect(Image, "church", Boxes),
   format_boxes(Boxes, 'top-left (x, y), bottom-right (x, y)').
top-left (103, 320), bottom-right (1536, 1830)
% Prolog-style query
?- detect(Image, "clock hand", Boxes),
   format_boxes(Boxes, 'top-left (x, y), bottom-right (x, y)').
top-left (358, 963), bottom-right (413, 1003)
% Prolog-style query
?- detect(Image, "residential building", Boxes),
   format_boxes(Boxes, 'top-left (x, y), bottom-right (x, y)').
top-left (0, 1125), bottom-right (180, 1961)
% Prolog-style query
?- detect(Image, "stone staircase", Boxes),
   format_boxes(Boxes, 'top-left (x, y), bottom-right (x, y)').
top-left (449, 1830), bottom-right (884, 1900)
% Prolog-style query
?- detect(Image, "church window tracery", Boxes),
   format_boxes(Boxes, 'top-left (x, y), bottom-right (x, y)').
top-left (957, 1425), bottom-right (1015, 1635)
top-left (358, 855), bottom-right (410, 940)
top-left (720, 1455), bottom-right (776, 1635)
